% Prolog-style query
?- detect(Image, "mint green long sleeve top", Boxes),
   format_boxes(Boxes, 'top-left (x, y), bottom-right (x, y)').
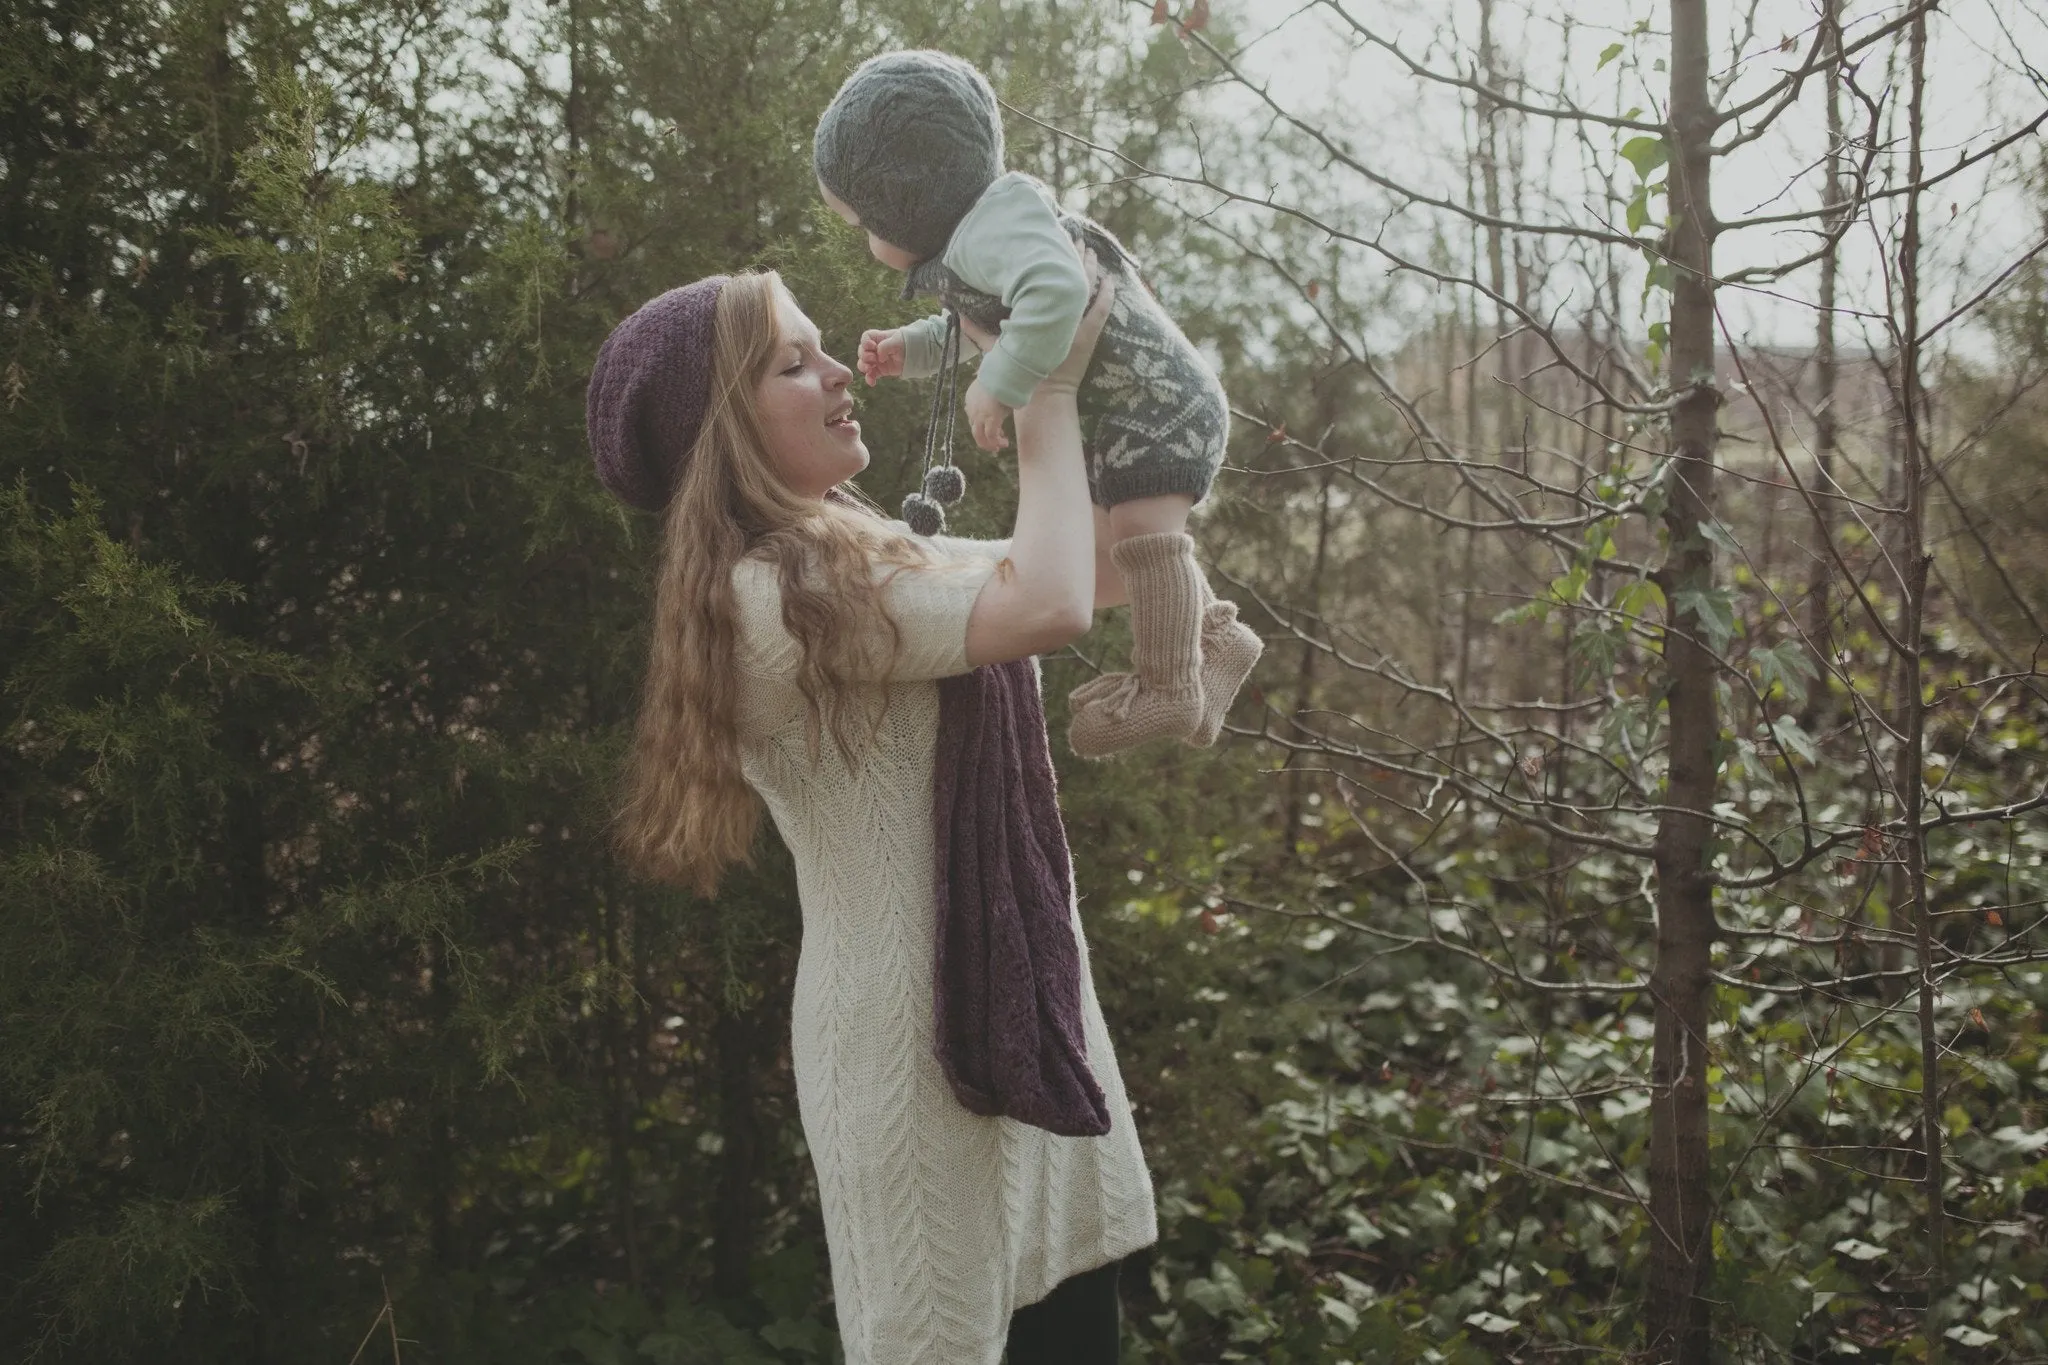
top-left (897, 173), bottom-right (1089, 409)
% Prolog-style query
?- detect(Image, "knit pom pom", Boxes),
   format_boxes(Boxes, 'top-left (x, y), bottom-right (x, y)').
top-left (922, 464), bottom-right (966, 506)
top-left (901, 492), bottom-right (946, 537)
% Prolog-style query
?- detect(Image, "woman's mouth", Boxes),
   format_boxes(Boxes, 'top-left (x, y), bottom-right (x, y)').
top-left (827, 410), bottom-right (859, 434)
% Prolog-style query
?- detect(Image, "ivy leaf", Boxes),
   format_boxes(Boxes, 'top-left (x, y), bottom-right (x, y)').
top-left (1698, 517), bottom-right (1742, 556)
top-left (1753, 641), bottom-right (1818, 706)
top-left (1620, 135), bottom-right (1668, 179)
top-left (1768, 714), bottom-right (1817, 764)
top-left (1638, 464), bottom-right (1672, 518)
top-left (1597, 42), bottom-right (1625, 70)
top-left (1579, 516), bottom-right (1618, 564)
top-left (1614, 577), bottom-right (1664, 621)
top-left (1671, 585), bottom-right (1736, 651)
top-left (1644, 318), bottom-right (1669, 370)
top-left (1570, 623), bottom-right (1626, 682)
top-left (1546, 563), bottom-right (1591, 607)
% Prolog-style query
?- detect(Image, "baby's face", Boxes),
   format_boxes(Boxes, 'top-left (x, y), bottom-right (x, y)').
top-left (819, 183), bottom-right (918, 272)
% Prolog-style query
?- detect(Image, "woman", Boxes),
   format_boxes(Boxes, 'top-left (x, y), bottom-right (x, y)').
top-left (584, 258), bottom-right (1154, 1365)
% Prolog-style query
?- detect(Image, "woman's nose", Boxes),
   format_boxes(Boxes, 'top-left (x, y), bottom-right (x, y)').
top-left (822, 353), bottom-right (854, 388)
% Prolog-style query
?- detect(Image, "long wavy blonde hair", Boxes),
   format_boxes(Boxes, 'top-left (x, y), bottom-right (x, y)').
top-left (616, 270), bottom-right (936, 896)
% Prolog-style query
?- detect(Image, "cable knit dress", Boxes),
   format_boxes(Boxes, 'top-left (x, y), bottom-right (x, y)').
top-left (728, 527), bottom-right (1159, 1365)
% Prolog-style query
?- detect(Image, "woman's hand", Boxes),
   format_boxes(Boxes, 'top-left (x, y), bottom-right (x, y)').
top-left (961, 247), bottom-right (1109, 668)
top-left (956, 247), bottom-right (1111, 406)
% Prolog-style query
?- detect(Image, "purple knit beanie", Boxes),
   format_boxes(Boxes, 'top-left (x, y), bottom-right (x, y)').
top-left (586, 276), bottom-right (729, 511)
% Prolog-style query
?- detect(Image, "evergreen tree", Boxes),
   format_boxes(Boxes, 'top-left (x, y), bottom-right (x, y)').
top-left (1, 1), bottom-right (1262, 1357)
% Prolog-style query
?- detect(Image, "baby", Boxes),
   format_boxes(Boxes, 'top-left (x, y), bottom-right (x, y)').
top-left (813, 49), bottom-right (1261, 759)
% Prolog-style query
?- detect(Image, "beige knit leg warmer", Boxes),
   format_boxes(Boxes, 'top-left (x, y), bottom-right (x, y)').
top-left (1185, 582), bottom-right (1264, 748)
top-left (1067, 532), bottom-right (1205, 758)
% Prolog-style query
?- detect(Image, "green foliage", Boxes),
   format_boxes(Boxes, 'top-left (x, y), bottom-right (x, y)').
top-left (5, 1), bottom-right (2046, 1362)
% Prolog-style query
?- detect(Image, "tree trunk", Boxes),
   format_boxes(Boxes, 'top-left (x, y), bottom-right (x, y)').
top-left (565, 0), bottom-right (583, 231)
top-left (1476, 0), bottom-right (1510, 356)
top-left (1894, 6), bottom-right (1946, 1342)
top-left (1281, 424), bottom-right (1339, 850)
top-left (1646, 0), bottom-right (1720, 1358)
top-left (429, 938), bottom-right (458, 1269)
top-left (1801, 0), bottom-right (1844, 729)
top-left (1457, 302), bottom-right (1480, 698)
top-left (600, 889), bottom-right (644, 1291)
top-left (710, 999), bottom-right (770, 1302)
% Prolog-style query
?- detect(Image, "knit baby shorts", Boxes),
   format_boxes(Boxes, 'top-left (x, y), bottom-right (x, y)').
top-left (1068, 217), bottom-right (1230, 510)
top-left (908, 218), bottom-right (1231, 510)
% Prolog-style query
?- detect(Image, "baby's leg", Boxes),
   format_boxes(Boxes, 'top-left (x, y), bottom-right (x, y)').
top-left (1106, 493), bottom-right (1194, 541)
top-left (1090, 499), bottom-right (1190, 613)
top-left (1067, 509), bottom-right (1206, 758)
top-left (1091, 505), bottom-right (1127, 609)
top-left (1069, 341), bottom-right (1259, 751)
top-left (1076, 489), bottom-right (1261, 753)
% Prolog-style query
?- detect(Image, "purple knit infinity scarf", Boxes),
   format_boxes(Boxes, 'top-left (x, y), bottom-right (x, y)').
top-left (931, 661), bottom-right (1111, 1137)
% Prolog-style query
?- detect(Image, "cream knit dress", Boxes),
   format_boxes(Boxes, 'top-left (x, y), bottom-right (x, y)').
top-left (728, 528), bottom-right (1158, 1365)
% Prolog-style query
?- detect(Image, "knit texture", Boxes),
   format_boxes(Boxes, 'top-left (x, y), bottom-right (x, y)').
top-left (900, 189), bottom-right (1230, 508)
top-left (585, 277), bottom-right (726, 511)
top-left (1187, 595), bottom-right (1264, 748)
top-left (729, 531), bottom-right (1157, 1364)
top-left (814, 50), bottom-right (1003, 262)
top-left (933, 659), bottom-right (1111, 1136)
top-left (1068, 532), bottom-right (1206, 758)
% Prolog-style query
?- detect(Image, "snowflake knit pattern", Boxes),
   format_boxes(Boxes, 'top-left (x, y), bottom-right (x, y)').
top-left (903, 205), bottom-right (1230, 509)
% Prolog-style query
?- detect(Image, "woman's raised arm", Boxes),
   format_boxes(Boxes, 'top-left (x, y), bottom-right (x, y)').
top-left (962, 264), bottom-right (1115, 667)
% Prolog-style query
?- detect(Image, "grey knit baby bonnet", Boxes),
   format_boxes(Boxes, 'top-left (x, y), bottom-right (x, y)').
top-left (813, 50), bottom-right (1004, 263)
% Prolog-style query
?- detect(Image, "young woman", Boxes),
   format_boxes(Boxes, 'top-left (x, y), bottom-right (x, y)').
top-left (584, 259), bottom-right (1154, 1365)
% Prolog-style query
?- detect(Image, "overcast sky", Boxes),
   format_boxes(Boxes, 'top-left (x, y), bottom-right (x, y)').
top-left (1101, 0), bottom-right (2047, 362)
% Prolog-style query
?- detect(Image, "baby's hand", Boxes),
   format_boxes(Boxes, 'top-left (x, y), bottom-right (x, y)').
top-left (965, 379), bottom-right (1012, 452)
top-left (858, 329), bottom-right (906, 386)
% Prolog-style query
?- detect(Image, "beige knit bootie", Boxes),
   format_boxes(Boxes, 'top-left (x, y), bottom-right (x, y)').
top-left (1068, 532), bottom-right (1205, 758)
top-left (1185, 591), bottom-right (1264, 747)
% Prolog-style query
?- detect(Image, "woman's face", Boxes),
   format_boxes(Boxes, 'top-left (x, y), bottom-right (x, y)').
top-left (756, 286), bottom-right (868, 499)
